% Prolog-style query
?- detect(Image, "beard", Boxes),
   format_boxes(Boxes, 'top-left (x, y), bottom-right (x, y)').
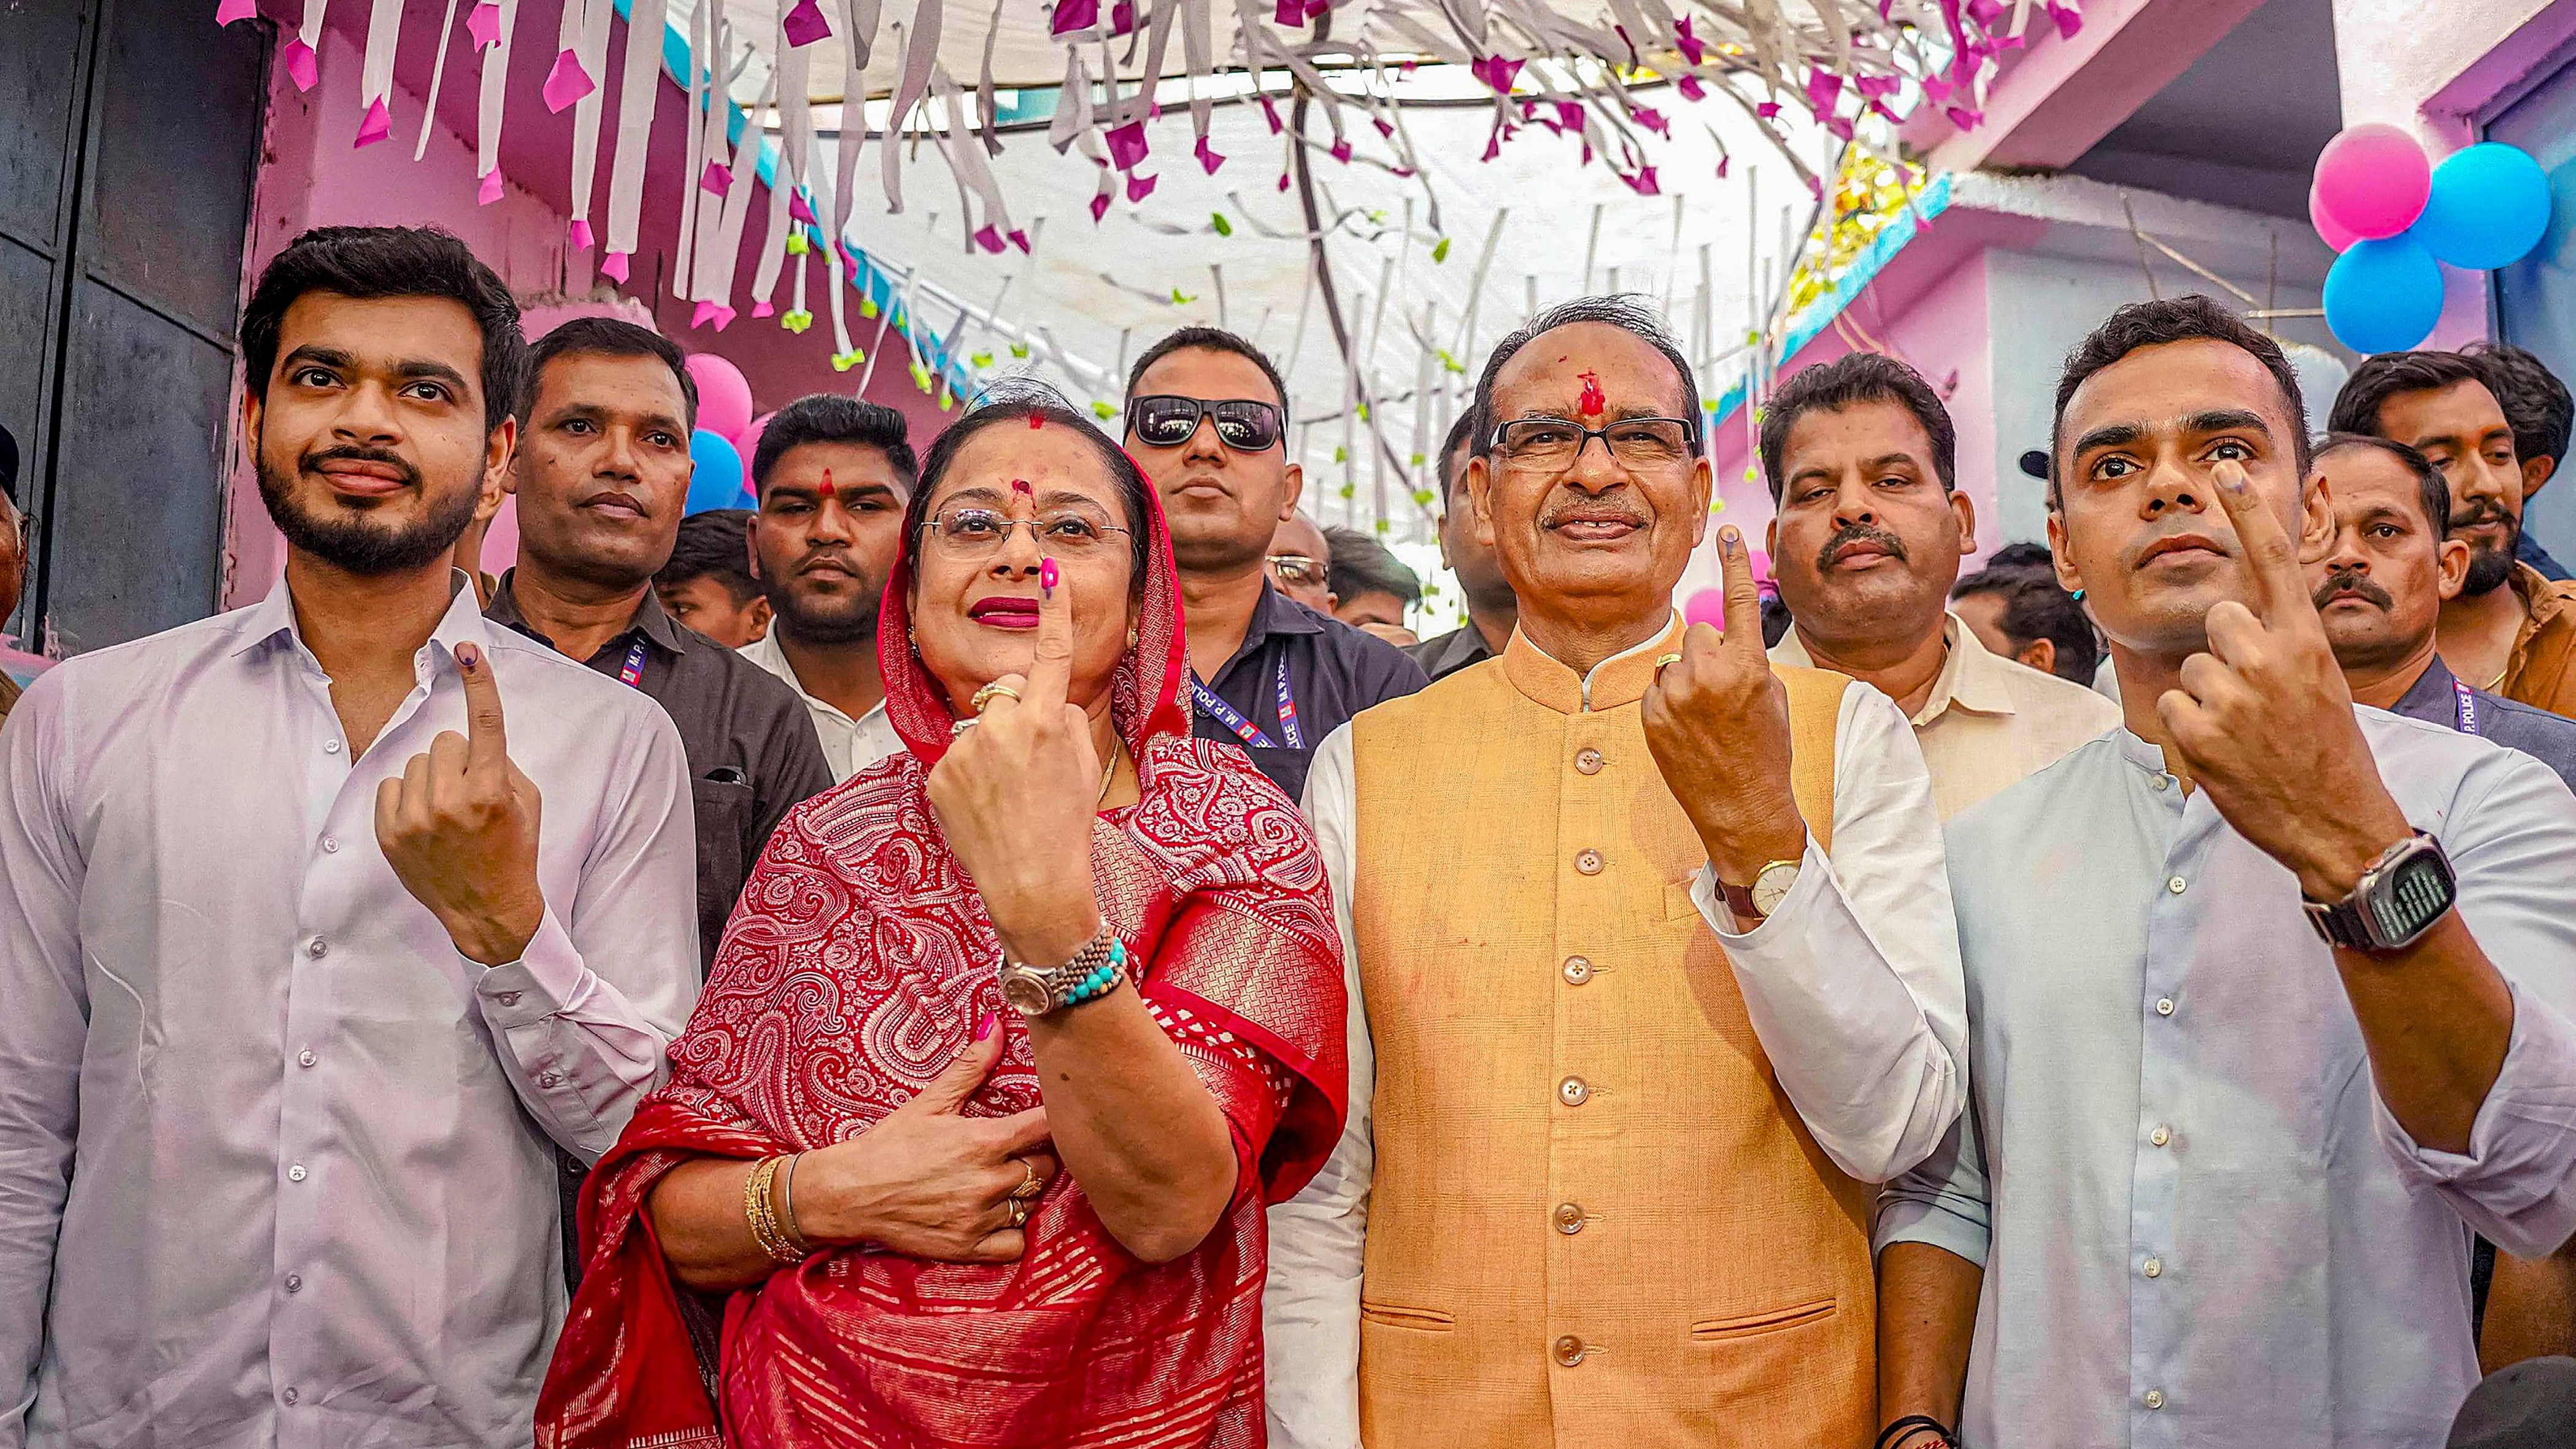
top-left (2453, 500), bottom-right (2523, 598)
top-left (770, 579), bottom-right (881, 646)
top-left (258, 444), bottom-right (480, 578)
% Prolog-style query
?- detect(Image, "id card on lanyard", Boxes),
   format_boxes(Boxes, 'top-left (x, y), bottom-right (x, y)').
top-left (615, 636), bottom-right (649, 689)
top-left (1192, 656), bottom-right (1302, 751)
top-left (2454, 678), bottom-right (2480, 737)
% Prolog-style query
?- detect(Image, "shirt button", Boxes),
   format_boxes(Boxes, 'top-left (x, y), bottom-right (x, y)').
top-left (1557, 1075), bottom-right (1590, 1107)
top-left (538, 1071), bottom-right (563, 1089)
top-left (282, 1387), bottom-right (300, 1406)
top-left (320, 836), bottom-right (339, 854)
top-left (2143, 1256), bottom-right (2164, 1278)
top-left (1575, 849), bottom-right (1603, 876)
top-left (1562, 956), bottom-right (1593, 986)
top-left (1553, 1203), bottom-right (1586, 1235)
top-left (306, 937), bottom-right (329, 960)
top-left (496, 991), bottom-right (522, 1008)
top-left (1574, 748), bottom-right (1604, 775)
top-left (1552, 1335), bottom-right (1587, 1367)
top-left (2156, 997), bottom-right (2175, 1017)
top-left (2144, 1389), bottom-right (2165, 1410)
top-left (283, 1273), bottom-right (303, 1293)
top-left (323, 740), bottom-right (342, 755)
top-left (287, 1164), bottom-right (307, 1183)
top-left (2150, 1125), bottom-right (2170, 1148)
top-left (2167, 876), bottom-right (2188, 894)
top-left (298, 1049), bottom-right (317, 1068)
top-left (2151, 775), bottom-right (2170, 791)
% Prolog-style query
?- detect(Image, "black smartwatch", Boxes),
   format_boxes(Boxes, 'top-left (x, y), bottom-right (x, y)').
top-left (2302, 830), bottom-right (2456, 953)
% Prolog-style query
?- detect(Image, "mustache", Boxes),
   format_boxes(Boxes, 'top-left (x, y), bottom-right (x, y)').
top-left (2312, 567), bottom-right (2393, 611)
top-left (1816, 522), bottom-right (1908, 572)
top-left (2451, 500), bottom-right (2513, 531)
top-left (303, 445), bottom-right (423, 492)
top-left (1537, 499), bottom-right (1650, 530)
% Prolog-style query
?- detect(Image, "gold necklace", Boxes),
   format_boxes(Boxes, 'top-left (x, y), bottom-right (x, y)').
top-left (1096, 737), bottom-right (1123, 811)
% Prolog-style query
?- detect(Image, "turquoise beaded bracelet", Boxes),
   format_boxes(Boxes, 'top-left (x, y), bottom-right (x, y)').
top-left (1061, 939), bottom-right (1129, 1007)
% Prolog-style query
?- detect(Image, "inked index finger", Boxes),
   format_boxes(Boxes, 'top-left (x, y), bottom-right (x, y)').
top-left (1715, 526), bottom-right (1763, 656)
top-left (454, 641), bottom-right (510, 774)
top-left (1025, 556), bottom-right (1076, 713)
top-left (2209, 460), bottom-right (2302, 624)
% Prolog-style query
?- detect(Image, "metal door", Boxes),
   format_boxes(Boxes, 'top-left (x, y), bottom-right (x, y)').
top-left (0, 0), bottom-right (266, 655)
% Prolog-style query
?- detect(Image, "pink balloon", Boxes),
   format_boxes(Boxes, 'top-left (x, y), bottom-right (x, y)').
top-left (736, 410), bottom-right (774, 466)
top-left (1683, 587), bottom-right (1729, 630)
top-left (2313, 123), bottom-right (2431, 241)
top-left (684, 352), bottom-right (756, 443)
top-left (2309, 180), bottom-right (2361, 252)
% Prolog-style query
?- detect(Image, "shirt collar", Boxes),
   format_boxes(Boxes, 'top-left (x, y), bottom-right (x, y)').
top-left (484, 568), bottom-right (687, 657)
top-left (1502, 612), bottom-right (1684, 714)
top-left (2392, 654), bottom-right (2460, 718)
top-left (1422, 624), bottom-right (1496, 679)
top-left (1242, 578), bottom-right (1325, 649)
top-left (232, 569), bottom-right (493, 664)
top-left (1770, 613), bottom-right (2012, 725)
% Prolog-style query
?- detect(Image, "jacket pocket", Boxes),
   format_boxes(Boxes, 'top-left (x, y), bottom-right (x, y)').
top-left (1687, 1296), bottom-right (1837, 1342)
top-left (1360, 1300), bottom-right (1456, 1333)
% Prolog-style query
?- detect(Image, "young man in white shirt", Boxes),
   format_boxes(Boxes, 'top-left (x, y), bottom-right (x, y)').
top-left (0, 225), bottom-right (700, 1447)
top-left (738, 395), bottom-right (916, 781)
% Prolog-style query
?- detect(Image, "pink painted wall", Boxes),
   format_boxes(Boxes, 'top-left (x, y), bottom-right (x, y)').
top-left (221, 1), bottom-right (944, 605)
top-left (1689, 250), bottom-right (1997, 603)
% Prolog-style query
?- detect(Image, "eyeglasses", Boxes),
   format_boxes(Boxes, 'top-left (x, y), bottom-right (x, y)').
top-left (1267, 553), bottom-right (1326, 587)
top-left (1487, 415), bottom-right (1702, 471)
top-left (1127, 395), bottom-right (1286, 452)
top-left (922, 506), bottom-right (1133, 558)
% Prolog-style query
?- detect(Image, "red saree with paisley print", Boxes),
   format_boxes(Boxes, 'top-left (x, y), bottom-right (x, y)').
top-left (536, 450), bottom-right (1346, 1449)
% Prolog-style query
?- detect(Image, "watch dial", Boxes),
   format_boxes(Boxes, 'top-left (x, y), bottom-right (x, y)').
top-left (1001, 973), bottom-right (1054, 1017)
top-left (2371, 852), bottom-right (2454, 942)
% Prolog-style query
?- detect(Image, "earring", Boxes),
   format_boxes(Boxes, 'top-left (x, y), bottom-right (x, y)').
top-left (1126, 628), bottom-right (1139, 648)
top-left (2070, 589), bottom-right (2085, 601)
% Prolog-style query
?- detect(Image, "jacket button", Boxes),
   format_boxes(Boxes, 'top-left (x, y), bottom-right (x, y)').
top-left (1553, 1203), bottom-right (1585, 1234)
top-left (1575, 849), bottom-right (1603, 876)
top-left (1552, 1335), bottom-right (1587, 1367)
top-left (1574, 748), bottom-right (1603, 775)
top-left (1557, 1075), bottom-right (1589, 1107)
top-left (1561, 956), bottom-right (1592, 985)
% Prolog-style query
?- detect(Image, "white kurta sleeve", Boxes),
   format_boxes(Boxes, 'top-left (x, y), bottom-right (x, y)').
top-left (1264, 723), bottom-right (1373, 1449)
top-left (1692, 682), bottom-right (1968, 1182)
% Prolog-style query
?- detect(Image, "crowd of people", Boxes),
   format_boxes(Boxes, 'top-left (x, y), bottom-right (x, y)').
top-left (2, 222), bottom-right (2575, 1449)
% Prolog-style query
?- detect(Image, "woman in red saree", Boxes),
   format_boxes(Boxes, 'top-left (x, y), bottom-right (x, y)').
top-left (536, 393), bottom-right (1348, 1449)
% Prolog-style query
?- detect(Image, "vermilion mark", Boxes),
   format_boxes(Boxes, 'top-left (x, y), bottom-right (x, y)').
top-left (1028, 412), bottom-right (1046, 429)
top-left (1011, 478), bottom-right (1034, 497)
top-left (1576, 371), bottom-right (1605, 416)
top-left (817, 469), bottom-right (836, 500)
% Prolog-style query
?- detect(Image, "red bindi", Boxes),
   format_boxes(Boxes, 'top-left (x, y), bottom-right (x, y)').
top-left (817, 469), bottom-right (836, 500)
top-left (1577, 371), bottom-right (1605, 417)
top-left (1028, 413), bottom-right (1045, 429)
top-left (1011, 478), bottom-right (1034, 497)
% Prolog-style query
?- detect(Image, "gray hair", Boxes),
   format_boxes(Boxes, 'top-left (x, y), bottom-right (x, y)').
top-left (1469, 295), bottom-right (1702, 456)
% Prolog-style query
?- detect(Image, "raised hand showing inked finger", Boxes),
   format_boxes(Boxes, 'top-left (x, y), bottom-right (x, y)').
top-left (376, 640), bottom-right (547, 965)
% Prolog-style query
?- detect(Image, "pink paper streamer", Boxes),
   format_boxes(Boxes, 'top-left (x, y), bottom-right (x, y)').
top-left (1125, 173), bottom-right (1156, 203)
top-left (568, 218), bottom-right (593, 251)
top-left (354, 97), bottom-right (392, 147)
top-left (542, 48), bottom-right (595, 113)
top-left (782, 0), bottom-right (830, 45)
top-left (283, 38), bottom-right (319, 91)
top-left (700, 161), bottom-right (732, 196)
top-left (1105, 120), bottom-right (1148, 171)
top-left (789, 191), bottom-right (815, 223)
top-left (753, 299), bottom-right (774, 318)
top-left (1195, 136), bottom-right (1224, 174)
top-left (215, 0), bottom-right (257, 25)
top-left (1052, 0), bottom-right (1097, 34)
top-left (466, 0), bottom-right (501, 48)
top-left (601, 250), bottom-right (631, 282)
top-left (478, 169), bottom-right (505, 204)
top-left (691, 299), bottom-right (718, 329)
top-left (711, 305), bottom-right (736, 331)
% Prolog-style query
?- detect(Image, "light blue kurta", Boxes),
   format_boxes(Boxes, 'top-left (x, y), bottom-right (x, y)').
top-left (1885, 711), bottom-right (2576, 1449)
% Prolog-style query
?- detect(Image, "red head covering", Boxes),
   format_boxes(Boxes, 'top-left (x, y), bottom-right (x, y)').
top-left (538, 403), bottom-right (1346, 1449)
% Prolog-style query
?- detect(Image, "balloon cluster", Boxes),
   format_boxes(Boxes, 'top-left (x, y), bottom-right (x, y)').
top-left (2312, 125), bottom-right (2555, 355)
top-left (681, 354), bottom-right (778, 516)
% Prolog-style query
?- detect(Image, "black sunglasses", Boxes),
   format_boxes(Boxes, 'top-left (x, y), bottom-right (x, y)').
top-left (1127, 395), bottom-right (1286, 453)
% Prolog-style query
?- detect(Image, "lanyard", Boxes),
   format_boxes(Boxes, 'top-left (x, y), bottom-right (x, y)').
top-left (615, 636), bottom-right (649, 689)
top-left (1192, 656), bottom-right (1301, 751)
top-left (2454, 677), bottom-right (2480, 737)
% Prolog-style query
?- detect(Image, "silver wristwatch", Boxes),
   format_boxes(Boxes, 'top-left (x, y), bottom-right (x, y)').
top-left (997, 924), bottom-right (1129, 1017)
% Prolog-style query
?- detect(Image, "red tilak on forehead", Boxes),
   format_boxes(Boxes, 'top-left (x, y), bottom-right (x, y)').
top-left (1011, 478), bottom-right (1034, 497)
top-left (1577, 371), bottom-right (1606, 416)
top-left (1028, 412), bottom-right (1046, 430)
top-left (817, 469), bottom-right (836, 499)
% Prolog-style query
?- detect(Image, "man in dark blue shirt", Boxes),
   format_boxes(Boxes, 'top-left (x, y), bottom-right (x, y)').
top-left (1122, 326), bottom-right (1425, 798)
top-left (2307, 432), bottom-right (2576, 789)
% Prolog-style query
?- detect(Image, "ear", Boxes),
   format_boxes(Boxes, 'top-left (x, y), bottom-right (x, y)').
top-left (1686, 455), bottom-right (1714, 550)
top-left (2046, 508), bottom-right (2084, 597)
top-left (1467, 455), bottom-right (1497, 550)
top-left (1763, 515), bottom-right (1779, 565)
top-left (2524, 455), bottom-right (2556, 500)
top-left (2297, 471), bottom-right (2335, 565)
top-left (1952, 488), bottom-right (1979, 557)
top-left (2018, 636), bottom-right (2056, 676)
top-left (1279, 459), bottom-right (1306, 520)
top-left (482, 417), bottom-right (517, 517)
top-left (744, 513), bottom-right (765, 581)
top-left (239, 387), bottom-right (264, 468)
top-left (2437, 536), bottom-right (2472, 601)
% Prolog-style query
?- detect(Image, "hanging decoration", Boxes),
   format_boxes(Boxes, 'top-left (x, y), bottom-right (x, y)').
top-left (2313, 126), bottom-right (2556, 352)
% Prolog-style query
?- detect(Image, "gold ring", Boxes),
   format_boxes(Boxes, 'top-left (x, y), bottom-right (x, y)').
top-left (1011, 1161), bottom-right (1044, 1199)
top-left (1005, 1196), bottom-right (1030, 1228)
top-left (970, 682), bottom-right (1022, 714)
top-left (1652, 652), bottom-right (1684, 675)
top-left (950, 717), bottom-right (980, 738)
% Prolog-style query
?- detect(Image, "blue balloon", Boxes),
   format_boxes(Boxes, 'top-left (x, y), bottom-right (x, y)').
top-left (2413, 142), bottom-right (2552, 270)
top-left (685, 430), bottom-right (747, 516)
top-left (2324, 234), bottom-right (2445, 355)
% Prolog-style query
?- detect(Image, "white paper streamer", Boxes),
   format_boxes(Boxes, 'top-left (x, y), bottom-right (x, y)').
top-left (359, 0), bottom-right (403, 110)
top-left (414, 0), bottom-right (462, 161)
top-left (474, 0), bottom-right (522, 184)
top-left (878, 2), bottom-right (942, 214)
top-left (566, 0), bottom-right (616, 241)
top-left (750, 0), bottom-right (816, 307)
top-left (671, 0), bottom-right (709, 296)
top-left (602, 0), bottom-right (670, 257)
top-left (693, 55), bottom-right (774, 316)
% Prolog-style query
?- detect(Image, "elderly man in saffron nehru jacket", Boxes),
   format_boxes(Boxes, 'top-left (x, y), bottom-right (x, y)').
top-left (1264, 295), bottom-right (1968, 1449)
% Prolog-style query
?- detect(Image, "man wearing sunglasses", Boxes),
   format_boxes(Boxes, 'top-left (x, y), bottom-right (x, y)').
top-left (1122, 327), bottom-right (1424, 798)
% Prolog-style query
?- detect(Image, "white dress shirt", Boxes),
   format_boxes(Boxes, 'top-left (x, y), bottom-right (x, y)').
top-left (738, 631), bottom-right (904, 782)
top-left (1265, 627), bottom-right (1968, 1449)
top-left (1885, 716), bottom-right (2576, 1448)
top-left (0, 579), bottom-right (701, 1448)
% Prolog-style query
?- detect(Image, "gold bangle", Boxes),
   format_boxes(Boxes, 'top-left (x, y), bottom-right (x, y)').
top-left (743, 1156), bottom-right (802, 1264)
top-left (776, 1152), bottom-right (813, 1256)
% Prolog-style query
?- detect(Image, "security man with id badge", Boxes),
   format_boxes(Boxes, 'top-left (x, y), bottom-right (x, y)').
top-left (1122, 326), bottom-right (1425, 798)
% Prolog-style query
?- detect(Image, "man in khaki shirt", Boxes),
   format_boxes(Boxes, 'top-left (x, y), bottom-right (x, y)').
top-left (1762, 352), bottom-right (2119, 819)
